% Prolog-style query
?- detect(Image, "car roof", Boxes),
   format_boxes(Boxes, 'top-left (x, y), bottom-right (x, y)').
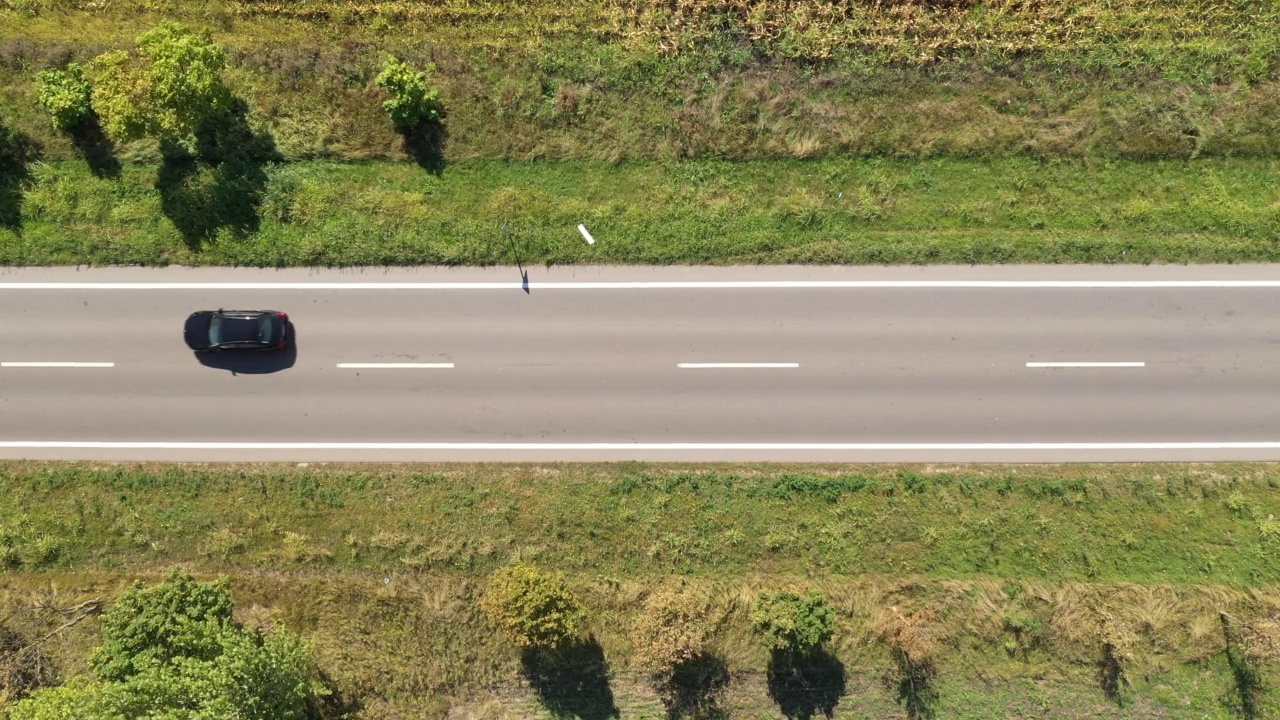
top-left (210, 313), bottom-right (276, 344)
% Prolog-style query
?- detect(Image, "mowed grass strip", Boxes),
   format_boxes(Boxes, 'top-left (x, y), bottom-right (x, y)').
top-left (2, 462), bottom-right (1279, 583)
top-left (2, 462), bottom-right (1280, 718)
top-left (3, 156), bottom-right (1279, 266)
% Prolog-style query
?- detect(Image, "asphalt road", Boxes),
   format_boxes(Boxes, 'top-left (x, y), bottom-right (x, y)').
top-left (2, 264), bottom-right (1279, 462)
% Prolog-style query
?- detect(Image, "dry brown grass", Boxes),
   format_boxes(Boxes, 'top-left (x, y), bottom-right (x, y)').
top-left (1244, 617), bottom-right (1280, 663)
top-left (604, 0), bottom-right (1279, 66)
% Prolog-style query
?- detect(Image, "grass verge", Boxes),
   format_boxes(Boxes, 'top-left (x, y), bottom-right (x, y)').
top-left (2, 156), bottom-right (1279, 266)
top-left (2, 462), bottom-right (1280, 718)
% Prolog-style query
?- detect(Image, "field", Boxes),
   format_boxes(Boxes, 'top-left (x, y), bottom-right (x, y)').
top-left (2, 0), bottom-right (1280, 265)
top-left (2, 462), bottom-right (1280, 718)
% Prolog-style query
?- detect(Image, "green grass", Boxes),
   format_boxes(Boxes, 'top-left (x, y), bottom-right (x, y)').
top-left (4, 462), bottom-right (1280, 582)
top-left (2, 156), bottom-right (1278, 266)
top-left (2, 462), bottom-right (1280, 718)
top-left (2, 2), bottom-right (1280, 267)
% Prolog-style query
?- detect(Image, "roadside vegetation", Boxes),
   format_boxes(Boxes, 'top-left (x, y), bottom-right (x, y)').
top-left (1, 0), bottom-right (1279, 265)
top-left (7, 572), bottom-right (326, 719)
top-left (2, 462), bottom-right (1280, 718)
top-left (3, 156), bottom-right (1279, 266)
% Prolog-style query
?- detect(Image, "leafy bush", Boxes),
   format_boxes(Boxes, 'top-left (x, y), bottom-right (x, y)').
top-left (10, 630), bottom-right (317, 720)
top-left (36, 64), bottom-right (93, 132)
top-left (629, 585), bottom-right (712, 675)
top-left (88, 22), bottom-right (233, 142)
top-left (92, 571), bottom-right (235, 681)
top-left (480, 564), bottom-right (585, 649)
top-left (750, 590), bottom-right (835, 653)
top-left (10, 571), bottom-right (321, 720)
top-left (374, 57), bottom-right (441, 130)
top-left (85, 50), bottom-right (150, 141)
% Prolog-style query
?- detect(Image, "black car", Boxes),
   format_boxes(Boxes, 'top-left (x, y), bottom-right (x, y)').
top-left (184, 310), bottom-right (289, 352)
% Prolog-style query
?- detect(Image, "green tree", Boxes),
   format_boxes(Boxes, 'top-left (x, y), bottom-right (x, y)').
top-left (85, 49), bottom-right (151, 141)
top-left (10, 572), bottom-right (321, 720)
top-left (92, 570), bottom-right (234, 681)
top-left (36, 64), bottom-right (94, 132)
top-left (480, 564), bottom-right (585, 649)
top-left (88, 22), bottom-right (233, 142)
top-left (374, 57), bottom-right (441, 130)
top-left (750, 591), bottom-right (835, 654)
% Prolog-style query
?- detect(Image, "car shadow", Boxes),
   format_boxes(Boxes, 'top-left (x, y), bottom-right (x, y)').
top-left (195, 322), bottom-right (297, 375)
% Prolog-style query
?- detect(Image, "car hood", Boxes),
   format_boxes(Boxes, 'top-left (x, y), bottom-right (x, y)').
top-left (183, 313), bottom-right (213, 349)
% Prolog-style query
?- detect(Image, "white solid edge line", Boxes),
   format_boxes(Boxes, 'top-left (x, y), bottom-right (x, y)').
top-left (0, 441), bottom-right (1279, 450)
top-left (1026, 362), bottom-right (1145, 368)
top-left (1, 362), bottom-right (115, 368)
top-left (4, 280), bottom-right (1280, 290)
top-left (336, 363), bottom-right (454, 369)
top-left (678, 363), bottom-right (800, 369)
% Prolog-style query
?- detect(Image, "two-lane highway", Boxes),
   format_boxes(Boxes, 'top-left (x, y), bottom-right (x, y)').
top-left (2, 264), bottom-right (1279, 461)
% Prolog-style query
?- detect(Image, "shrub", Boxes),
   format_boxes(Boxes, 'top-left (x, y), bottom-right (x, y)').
top-left (92, 570), bottom-right (234, 681)
top-left (36, 64), bottom-right (93, 132)
top-left (630, 585), bottom-right (712, 675)
top-left (10, 630), bottom-right (317, 720)
top-left (88, 22), bottom-right (233, 142)
top-left (480, 564), bottom-right (585, 649)
top-left (750, 590), bottom-right (835, 653)
top-left (374, 57), bottom-right (441, 130)
top-left (85, 50), bottom-right (150, 141)
top-left (11, 571), bottom-right (321, 720)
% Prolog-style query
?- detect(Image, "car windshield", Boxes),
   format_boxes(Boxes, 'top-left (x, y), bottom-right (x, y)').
top-left (209, 315), bottom-right (273, 345)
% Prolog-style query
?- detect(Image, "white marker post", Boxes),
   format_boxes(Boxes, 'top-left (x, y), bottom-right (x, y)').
top-left (577, 224), bottom-right (595, 245)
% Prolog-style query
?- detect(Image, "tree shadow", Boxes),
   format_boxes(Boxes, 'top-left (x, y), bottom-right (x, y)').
top-left (1098, 643), bottom-right (1129, 706)
top-left (310, 667), bottom-right (362, 719)
top-left (0, 122), bottom-right (41, 232)
top-left (400, 115), bottom-right (447, 176)
top-left (521, 636), bottom-right (619, 720)
top-left (67, 115), bottom-right (121, 179)
top-left (767, 648), bottom-right (847, 719)
top-left (662, 652), bottom-right (730, 720)
top-left (1221, 613), bottom-right (1264, 720)
top-left (887, 650), bottom-right (938, 720)
top-left (156, 97), bottom-right (281, 247)
top-left (195, 321), bottom-right (297, 375)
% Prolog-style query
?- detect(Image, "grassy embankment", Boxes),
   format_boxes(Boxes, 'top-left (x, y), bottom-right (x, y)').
top-left (1, 0), bottom-right (1279, 265)
top-left (2, 462), bottom-right (1280, 718)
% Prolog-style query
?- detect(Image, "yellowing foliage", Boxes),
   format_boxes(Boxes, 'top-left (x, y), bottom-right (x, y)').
top-left (629, 585), bottom-right (713, 675)
top-left (479, 564), bottom-right (585, 650)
